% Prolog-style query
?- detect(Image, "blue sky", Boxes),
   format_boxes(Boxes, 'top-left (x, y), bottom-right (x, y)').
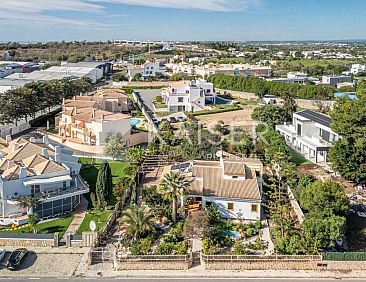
top-left (0, 0), bottom-right (365, 42)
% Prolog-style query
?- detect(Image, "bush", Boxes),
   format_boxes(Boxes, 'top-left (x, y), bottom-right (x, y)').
top-left (155, 96), bottom-right (163, 103)
top-left (155, 241), bottom-right (175, 255)
top-left (232, 241), bottom-right (251, 255)
top-left (246, 227), bottom-right (254, 237)
top-left (254, 220), bottom-right (262, 229)
top-left (174, 241), bottom-right (188, 255)
top-left (130, 237), bottom-right (154, 255)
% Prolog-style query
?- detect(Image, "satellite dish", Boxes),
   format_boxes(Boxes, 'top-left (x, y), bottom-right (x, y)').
top-left (89, 220), bottom-right (96, 231)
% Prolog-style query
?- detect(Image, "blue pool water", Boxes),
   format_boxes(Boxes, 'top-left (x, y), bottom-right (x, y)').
top-left (131, 118), bottom-right (142, 125)
top-left (225, 230), bottom-right (241, 238)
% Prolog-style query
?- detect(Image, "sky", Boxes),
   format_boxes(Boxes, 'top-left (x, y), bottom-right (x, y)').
top-left (0, 0), bottom-right (366, 42)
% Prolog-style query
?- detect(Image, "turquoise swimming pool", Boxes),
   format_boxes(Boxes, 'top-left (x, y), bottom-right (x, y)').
top-left (131, 118), bottom-right (142, 125)
top-left (225, 230), bottom-right (241, 238)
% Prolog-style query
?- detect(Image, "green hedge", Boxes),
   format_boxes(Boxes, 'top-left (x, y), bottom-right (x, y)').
top-left (208, 73), bottom-right (332, 100)
top-left (323, 252), bottom-right (366, 261)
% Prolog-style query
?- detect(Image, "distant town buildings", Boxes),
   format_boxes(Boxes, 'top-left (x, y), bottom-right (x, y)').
top-left (321, 75), bottom-right (352, 87)
top-left (127, 61), bottom-right (166, 81)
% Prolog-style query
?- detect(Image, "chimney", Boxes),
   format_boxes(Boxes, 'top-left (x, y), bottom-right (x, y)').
top-left (42, 135), bottom-right (49, 145)
top-left (74, 107), bottom-right (77, 114)
top-left (7, 160), bottom-right (14, 169)
top-left (100, 114), bottom-right (104, 122)
top-left (42, 148), bottom-right (49, 158)
top-left (29, 137), bottom-right (36, 143)
top-left (92, 109), bottom-right (96, 118)
top-left (12, 143), bottom-right (19, 152)
top-left (54, 153), bottom-right (62, 163)
top-left (19, 167), bottom-right (27, 179)
top-left (54, 146), bottom-right (61, 154)
top-left (5, 135), bottom-right (11, 145)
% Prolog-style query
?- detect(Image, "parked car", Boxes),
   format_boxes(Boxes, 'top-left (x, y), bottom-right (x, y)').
top-left (169, 117), bottom-right (177, 123)
top-left (6, 248), bottom-right (28, 270)
top-left (0, 249), bottom-right (5, 262)
top-left (177, 116), bottom-right (185, 122)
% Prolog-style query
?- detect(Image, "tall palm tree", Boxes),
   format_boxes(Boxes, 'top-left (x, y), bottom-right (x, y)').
top-left (159, 171), bottom-right (190, 224)
top-left (118, 206), bottom-right (154, 240)
top-left (17, 196), bottom-right (39, 215)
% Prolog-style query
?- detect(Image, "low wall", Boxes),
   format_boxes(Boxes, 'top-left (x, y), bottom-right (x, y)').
top-left (201, 254), bottom-right (366, 271)
top-left (114, 253), bottom-right (192, 270)
top-left (0, 233), bottom-right (58, 247)
top-left (287, 186), bottom-right (304, 224)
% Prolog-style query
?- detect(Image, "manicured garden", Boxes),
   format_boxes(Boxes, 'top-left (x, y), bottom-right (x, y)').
top-left (288, 147), bottom-right (312, 165)
top-left (0, 215), bottom-right (74, 237)
top-left (76, 210), bottom-right (112, 235)
top-left (79, 158), bottom-right (129, 206)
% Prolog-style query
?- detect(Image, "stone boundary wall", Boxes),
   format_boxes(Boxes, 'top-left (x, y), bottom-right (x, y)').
top-left (114, 253), bottom-right (192, 270)
top-left (202, 255), bottom-right (366, 271)
top-left (0, 234), bottom-right (58, 247)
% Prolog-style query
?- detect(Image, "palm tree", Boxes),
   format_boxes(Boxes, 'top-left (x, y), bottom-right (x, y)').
top-left (17, 196), bottom-right (39, 215)
top-left (118, 206), bottom-right (154, 240)
top-left (159, 171), bottom-right (190, 224)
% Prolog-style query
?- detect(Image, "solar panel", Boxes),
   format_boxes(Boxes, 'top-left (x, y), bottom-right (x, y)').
top-left (297, 109), bottom-right (331, 128)
top-left (171, 162), bottom-right (190, 170)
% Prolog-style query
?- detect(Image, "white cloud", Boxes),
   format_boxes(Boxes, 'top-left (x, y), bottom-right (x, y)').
top-left (0, 0), bottom-right (261, 30)
top-left (96, 0), bottom-right (262, 12)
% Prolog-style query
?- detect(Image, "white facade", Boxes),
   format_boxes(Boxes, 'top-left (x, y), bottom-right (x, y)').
top-left (128, 62), bottom-right (166, 80)
top-left (322, 75), bottom-right (352, 87)
top-left (161, 80), bottom-right (215, 112)
top-left (276, 110), bottom-right (339, 164)
top-left (350, 64), bottom-right (366, 75)
top-left (0, 138), bottom-right (86, 225)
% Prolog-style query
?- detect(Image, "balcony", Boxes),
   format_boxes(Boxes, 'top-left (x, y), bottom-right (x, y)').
top-left (7, 174), bottom-right (89, 204)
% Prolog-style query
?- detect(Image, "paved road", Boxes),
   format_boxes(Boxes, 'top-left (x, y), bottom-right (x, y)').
top-left (2, 279), bottom-right (366, 282)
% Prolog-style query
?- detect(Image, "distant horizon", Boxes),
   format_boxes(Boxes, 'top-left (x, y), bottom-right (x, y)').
top-left (2, 39), bottom-right (366, 44)
top-left (1, 0), bottom-right (366, 42)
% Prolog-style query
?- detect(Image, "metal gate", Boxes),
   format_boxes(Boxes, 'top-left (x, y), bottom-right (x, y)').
top-left (89, 247), bottom-right (115, 265)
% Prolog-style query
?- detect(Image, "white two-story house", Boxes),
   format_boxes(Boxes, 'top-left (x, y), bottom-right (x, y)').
top-left (159, 151), bottom-right (263, 221)
top-left (127, 62), bottom-right (166, 81)
top-left (161, 80), bottom-right (215, 112)
top-left (0, 137), bottom-right (87, 226)
top-left (276, 109), bottom-right (339, 164)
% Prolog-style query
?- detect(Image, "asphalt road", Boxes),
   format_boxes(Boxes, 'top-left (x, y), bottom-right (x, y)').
top-left (2, 279), bottom-right (366, 282)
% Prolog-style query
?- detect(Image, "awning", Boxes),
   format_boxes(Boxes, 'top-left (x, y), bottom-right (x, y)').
top-left (23, 175), bottom-right (72, 186)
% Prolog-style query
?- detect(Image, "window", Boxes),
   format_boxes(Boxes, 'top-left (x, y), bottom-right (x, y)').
top-left (31, 185), bottom-right (40, 197)
top-left (232, 175), bottom-right (238, 179)
top-left (186, 90), bottom-right (189, 94)
top-left (178, 97), bottom-right (184, 103)
top-left (297, 124), bottom-right (302, 136)
top-left (251, 204), bottom-right (258, 213)
top-left (63, 181), bottom-right (67, 190)
top-left (227, 202), bottom-right (234, 211)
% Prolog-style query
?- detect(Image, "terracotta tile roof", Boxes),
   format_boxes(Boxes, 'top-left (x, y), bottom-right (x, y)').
top-left (2, 165), bottom-right (34, 180)
top-left (189, 162), bottom-right (260, 200)
top-left (223, 161), bottom-right (246, 176)
top-left (64, 100), bottom-right (97, 108)
top-left (33, 160), bottom-right (65, 175)
top-left (22, 154), bottom-right (49, 168)
top-left (4, 142), bottom-right (54, 162)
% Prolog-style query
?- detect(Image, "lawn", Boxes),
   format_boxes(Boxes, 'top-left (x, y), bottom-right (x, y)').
top-left (0, 215), bottom-right (74, 237)
top-left (76, 210), bottom-right (112, 235)
top-left (189, 103), bottom-right (243, 117)
top-left (288, 147), bottom-right (312, 165)
top-left (79, 158), bottom-right (129, 206)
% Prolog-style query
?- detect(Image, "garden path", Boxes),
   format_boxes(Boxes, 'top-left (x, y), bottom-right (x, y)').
top-left (63, 196), bottom-right (88, 239)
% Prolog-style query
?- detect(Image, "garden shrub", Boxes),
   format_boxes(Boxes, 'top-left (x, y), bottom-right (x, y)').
top-left (155, 241), bottom-right (175, 255)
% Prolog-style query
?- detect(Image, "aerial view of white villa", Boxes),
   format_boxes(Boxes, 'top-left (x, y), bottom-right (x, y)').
top-left (0, 1), bottom-right (366, 278)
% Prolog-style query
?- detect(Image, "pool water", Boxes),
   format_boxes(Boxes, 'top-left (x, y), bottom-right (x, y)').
top-left (225, 230), bottom-right (241, 238)
top-left (131, 118), bottom-right (142, 125)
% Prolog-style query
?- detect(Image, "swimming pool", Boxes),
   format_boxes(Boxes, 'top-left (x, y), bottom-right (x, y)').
top-left (130, 118), bottom-right (142, 125)
top-left (225, 230), bottom-right (241, 238)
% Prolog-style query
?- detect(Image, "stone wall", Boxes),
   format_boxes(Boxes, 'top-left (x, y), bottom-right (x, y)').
top-left (114, 254), bottom-right (192, 270)
top-left (0, 233), bottom-right (58, 247)
top-left (202, 257), bottom-right (366, 271)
